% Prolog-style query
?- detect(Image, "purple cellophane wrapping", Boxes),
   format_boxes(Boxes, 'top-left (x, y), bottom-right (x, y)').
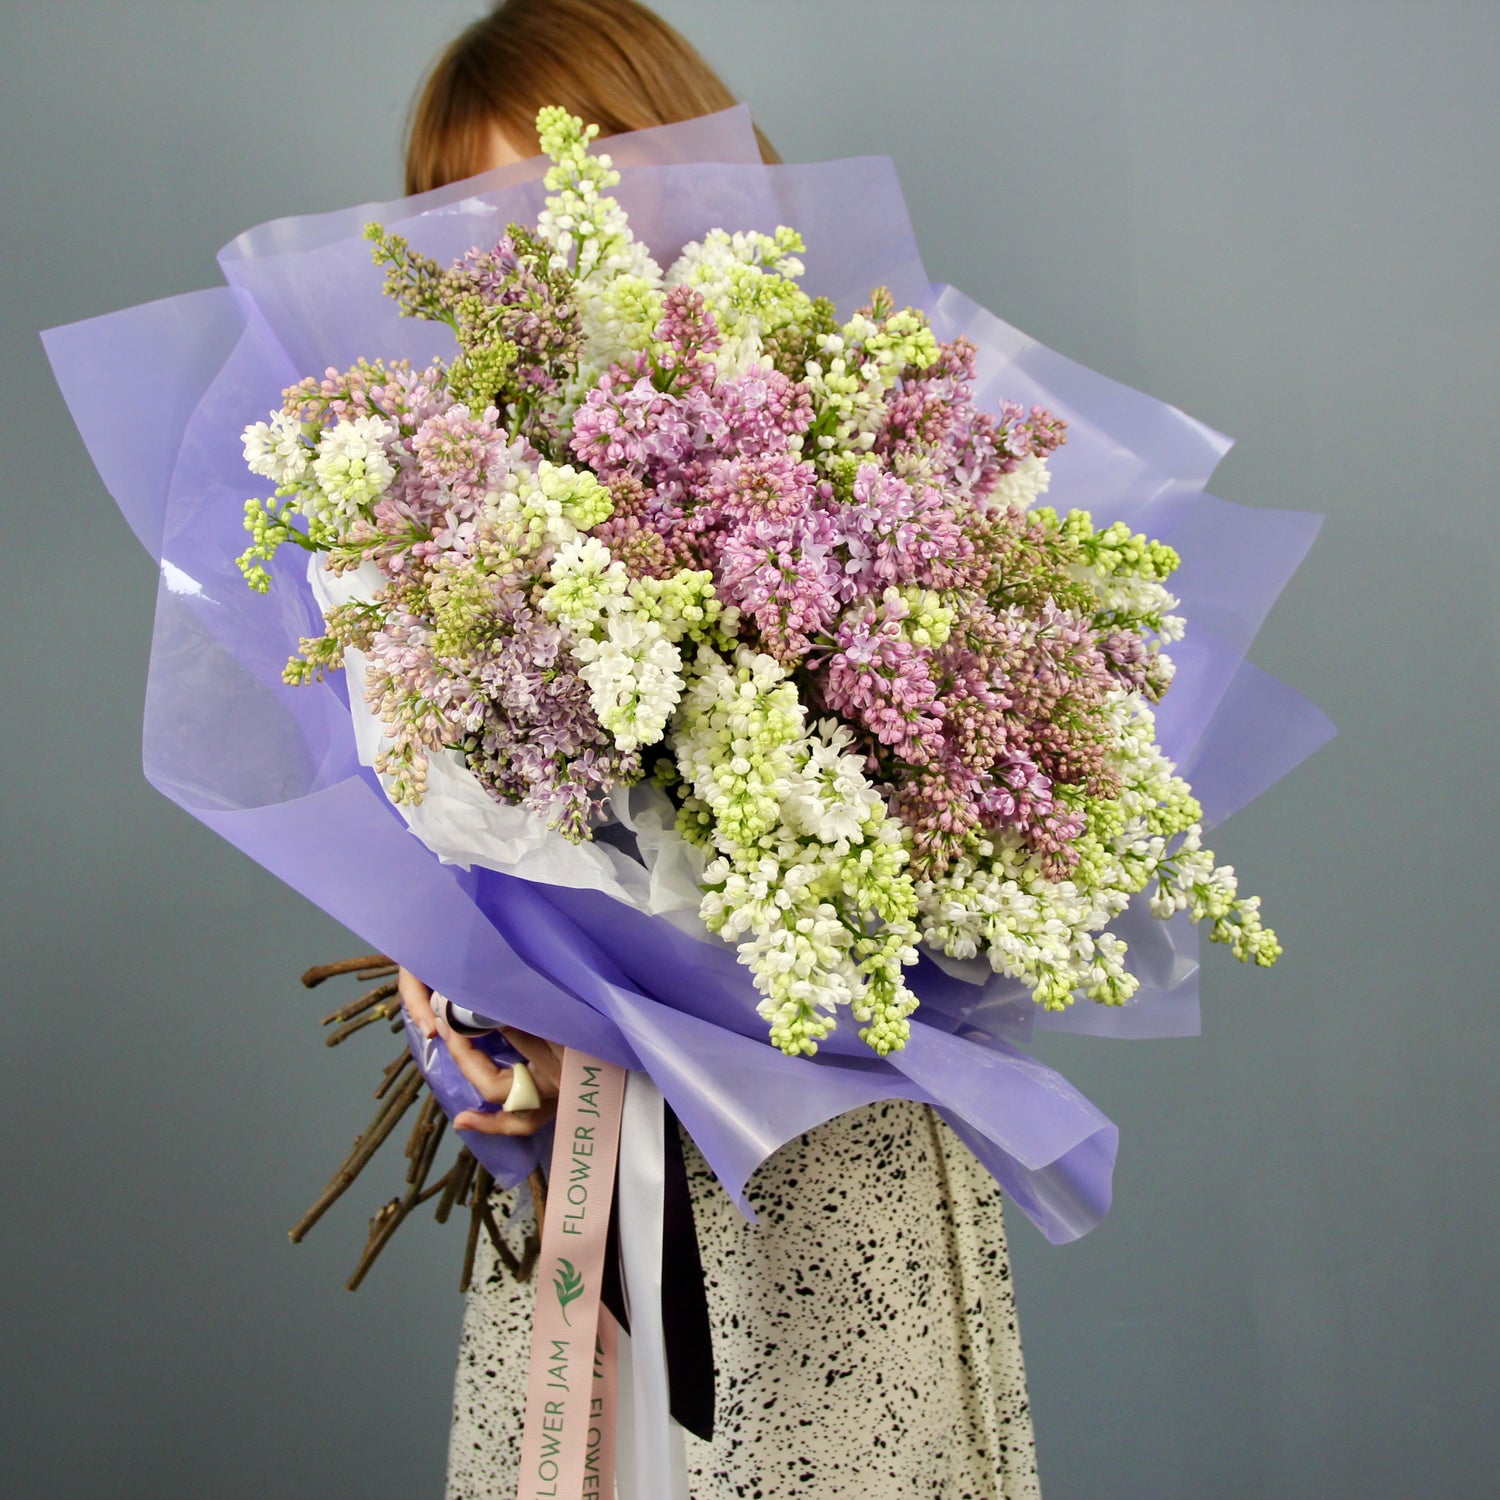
top-left (42, 107), bottom-right (1335, 1243)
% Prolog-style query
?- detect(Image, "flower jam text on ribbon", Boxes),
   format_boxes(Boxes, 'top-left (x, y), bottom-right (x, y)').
top-left (518, 1050), bottom-right (626, 1500)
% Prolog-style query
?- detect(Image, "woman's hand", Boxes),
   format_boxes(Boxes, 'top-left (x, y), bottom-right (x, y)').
top-left (397, 967), bottom-right (563, 1137)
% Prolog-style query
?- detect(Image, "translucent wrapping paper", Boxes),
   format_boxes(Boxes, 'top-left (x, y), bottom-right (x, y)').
top-left (44, 107), bottom-right (1334, 1243)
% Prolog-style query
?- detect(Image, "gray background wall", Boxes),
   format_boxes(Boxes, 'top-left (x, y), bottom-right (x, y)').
top-left (3, 2), bottom-right (1495, 1496)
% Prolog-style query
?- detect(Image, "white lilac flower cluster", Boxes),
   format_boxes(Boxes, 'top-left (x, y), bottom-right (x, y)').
top-left (239, 412), bottom-right (401, 587)
top-left (235, 108), bottom-right (1279, 1057)
top-left (673, 649), bottom-right (920, 1055)
top-left (666, 227), bottom-right (813, 377)
top-left (543, 537), bottom-right (683, 754)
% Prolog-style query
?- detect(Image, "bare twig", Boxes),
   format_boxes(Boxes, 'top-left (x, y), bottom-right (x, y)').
top-left (288, 1067), bottom-right (423, 1244)
top-left (405, 1096), bottom-right (446, 1185)
top-left (478, 1191), bottom-right (521, 1273)
top-left (467, 1171), bottom-right (540, 1283)
top-left (301, 954), bottom-right (394, 987)
top-left (344, 1198), bottom-right (402, 1289)
top-left (528, 1168), bottom-right (548, 1243)
top-left (516, 1233), bottom-right (540, 1282)
top-left (325, 995), bottom-right (403, 1048)
top-left (460, 1168), bottom-right (493, 1293)
top-left (375, 1049), bottom-right (416, 1101)
top-left (345, 1205), bottom-right (402, 1292)
top-left (344, 1106), bottom-right (449, 1291)
top-left (435, 1148), bottom-right (477, 1225)
top-left (415, 1165), bottom-right (458, 1207)
top-left (321, 980), bottom-right (399, 1028)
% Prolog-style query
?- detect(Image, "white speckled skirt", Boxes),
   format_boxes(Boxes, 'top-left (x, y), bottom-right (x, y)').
top-left (446, 1098), bottom-right (1041, 1500)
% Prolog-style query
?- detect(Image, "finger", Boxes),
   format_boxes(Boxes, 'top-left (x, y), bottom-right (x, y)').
top-left (454, 1096), bottom-right (559, 1137)
top-left (499, 1027), bottom-right (564, 1096)
top-left (397, 967), bottom-right (437, 1038)
top-left (439, 1020), bottom-right (518, 1106)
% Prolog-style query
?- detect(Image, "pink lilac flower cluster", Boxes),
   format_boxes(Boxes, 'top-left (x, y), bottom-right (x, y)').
top-left (269, 344), bottom-right (639, 835)
top-left (567, 284), bottom-right (1132, 880)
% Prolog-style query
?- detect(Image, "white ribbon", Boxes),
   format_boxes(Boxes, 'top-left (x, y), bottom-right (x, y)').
top-left (613, 1071), bottom-right (690, 1500)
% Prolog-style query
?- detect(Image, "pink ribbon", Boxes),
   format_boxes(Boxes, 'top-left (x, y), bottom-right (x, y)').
top-left (517, 1050), bottom-right (627, 1500)
top-left (589, 1310), bottom-right (620, 1497)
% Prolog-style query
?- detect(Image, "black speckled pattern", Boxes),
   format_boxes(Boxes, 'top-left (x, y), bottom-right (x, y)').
top-left (447, 1098), bottom-right (1040, 1499)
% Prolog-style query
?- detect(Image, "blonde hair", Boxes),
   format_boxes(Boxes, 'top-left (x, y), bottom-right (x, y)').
top-left (404, 0), bottom-right (779, 195)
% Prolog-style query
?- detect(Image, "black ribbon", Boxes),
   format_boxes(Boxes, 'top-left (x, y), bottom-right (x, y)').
top-left (601, 1103), bottom-right (715, 1441)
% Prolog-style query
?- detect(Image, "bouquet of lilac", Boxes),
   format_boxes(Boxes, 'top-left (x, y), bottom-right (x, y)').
top-left (44, 106), bottom-right (1333, 1242)
top-left (239, 109), bottom-right (1279, 1062)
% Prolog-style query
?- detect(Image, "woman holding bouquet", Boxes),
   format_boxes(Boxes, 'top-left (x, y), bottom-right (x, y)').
top-left (397, 3), bottom-right (1041, 1498)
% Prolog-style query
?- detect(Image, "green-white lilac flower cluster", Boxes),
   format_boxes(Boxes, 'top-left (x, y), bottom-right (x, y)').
top-left (673, 649), bottom-right (920, 1055)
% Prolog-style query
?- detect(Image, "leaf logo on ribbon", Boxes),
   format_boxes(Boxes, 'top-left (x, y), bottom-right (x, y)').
top-left (554, 1258), bottom-right (584, 1325)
